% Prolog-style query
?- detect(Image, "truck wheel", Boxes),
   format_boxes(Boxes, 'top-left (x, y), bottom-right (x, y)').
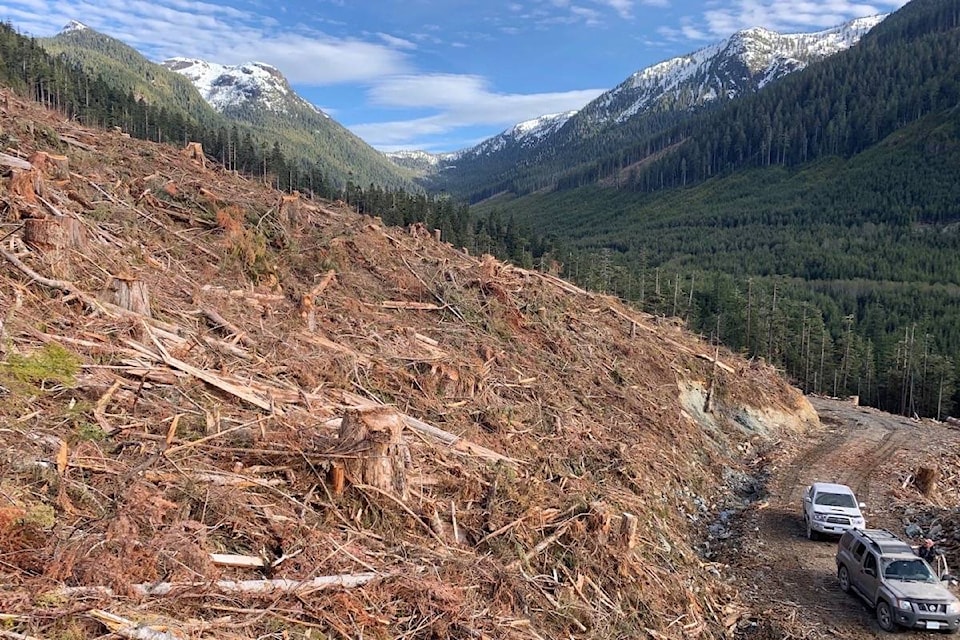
top-left (876, 600), bottom-right (897, 632)
top-left (838, 566), bottom-right (851, 593)
top-left (806, 521), bottom-right (818, 541)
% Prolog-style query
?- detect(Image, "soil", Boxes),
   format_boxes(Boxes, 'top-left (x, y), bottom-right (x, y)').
top-left (730, 396), bottom-right (960, 639)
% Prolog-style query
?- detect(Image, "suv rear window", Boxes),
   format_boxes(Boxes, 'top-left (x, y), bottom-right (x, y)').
top-left (814, 492), bottom-right (856, 507)
top-left (852, 541), bottom-right (866, 561)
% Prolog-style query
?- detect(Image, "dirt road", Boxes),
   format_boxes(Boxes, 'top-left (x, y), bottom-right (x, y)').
top-left (731, 397), bottom-right (960, 639)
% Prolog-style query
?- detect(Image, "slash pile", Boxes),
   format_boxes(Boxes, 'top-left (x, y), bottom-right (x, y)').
top-left (0, 89), bottom-right (818, 639)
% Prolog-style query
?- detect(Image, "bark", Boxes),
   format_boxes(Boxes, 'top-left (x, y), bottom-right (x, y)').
top-left (338, 406), bottom-right (410, 501)
top-left (110, 276), bottom-right (152, 317)
top-left (23, 216), bottom-right (86, 251)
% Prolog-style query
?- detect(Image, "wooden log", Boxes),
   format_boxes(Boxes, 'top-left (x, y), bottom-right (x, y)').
top-left (60, 572), bottom-right (378, 599)
top-left (23, 216), bottom-right (86, 250)
top-left (109, 275), bottom-right (152, 317)
top-left (621, 512), bottom-right (639, 550)
top-left (338, 406), bottom-right (410, 501)
top-left (0, 152), bottom-right (32, 170)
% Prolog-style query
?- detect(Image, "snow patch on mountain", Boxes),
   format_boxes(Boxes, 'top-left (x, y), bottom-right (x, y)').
top-left (464, 111), bottom-right (577, 158)
top-left (591, 14), bottom-right (885, 124)
top-left (162, 57), bottom-right (325, 116)
top-left (385, 150), bottom-right (459, 166)
top-left (60, 20), bottom-right (89, 34)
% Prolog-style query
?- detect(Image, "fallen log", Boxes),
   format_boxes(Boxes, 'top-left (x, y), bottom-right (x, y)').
top-left (58, 572), bottom-right (379, 598)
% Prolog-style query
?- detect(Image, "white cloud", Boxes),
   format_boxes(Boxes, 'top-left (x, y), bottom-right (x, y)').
top-left (376, 32), bottom-right (417, 50)
top-left (694, 0), bottom-right (906, 38)
top-left (6, 0), bottom-right (412, 85)
top-left (594, 0), bottom-right (633, 18)
top-left (355, 73), bottom-right (603, 148)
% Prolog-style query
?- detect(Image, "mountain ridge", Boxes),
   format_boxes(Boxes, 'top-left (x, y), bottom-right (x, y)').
top-left (393, 14), bottom-right (885, 198)
top-left (40, 23), bottom-right (414, 190)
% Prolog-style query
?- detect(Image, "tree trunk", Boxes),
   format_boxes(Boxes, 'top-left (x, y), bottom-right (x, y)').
top-left (181, 142), bottom-right (206, 167)
top-left (8, 168), bottom-right (41, 204)
top-left (27, 151), bottom-right (69, 180)
top-left (914, 465), bottom-right (939, 498)
top-left (23, 216), bottom-right (86, 251)
top-left (336, 406), bottom-right (409, 501)
top-left (110, 276), bottom-right (152, 317)
top-left (279, 193), bottom-right (301, 228)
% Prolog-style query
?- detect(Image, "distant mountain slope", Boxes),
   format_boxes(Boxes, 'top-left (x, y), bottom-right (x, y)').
top-left (410, 15), bottom-right (884, 201)
top-left (40, 21), bottom-right (221, 128)
top-left (161, 57), bottom-right (415, 191)
top-left (41, 24), bottom-right (414, 190)
top-left (576, 16), bottom-right (884, 127)
top-left (471, 0), bottom-right (960, 417)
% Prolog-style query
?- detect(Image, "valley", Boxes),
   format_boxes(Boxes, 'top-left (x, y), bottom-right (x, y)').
top-left (1, 0), bottom-right (959, 638)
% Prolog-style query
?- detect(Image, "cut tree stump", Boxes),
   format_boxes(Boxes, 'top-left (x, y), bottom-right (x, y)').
top-left (109, 275), bottom-right (152, 317)
top-left (279, 193), bottom-right (302, 227)
top-left (181, 142), bottom-right (205, 167)
top-left (914, 465), bottom-right (939, 498)
top-left (23, 216), bottom-right (86, 251)
top-left (27, 151), bottom-right (69, 180)
top-left (8, 168), bottom-right (41, 203)
top-left (337, 406), bottom-right (410, 501)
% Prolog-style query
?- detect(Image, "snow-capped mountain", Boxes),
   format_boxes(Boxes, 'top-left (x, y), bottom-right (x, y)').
top-left (462, 111), bottom-right (578, 159)
top-left (60, 20), bottom-right (89, 34)
top-left (399, 14), bottom-right (886, 197)
top-left (161, 58), bottom-right (326, 117)
top-left (385, 112), bottom-right (576, 172)
top-left (383, 149), bottom-right (460, 173)
top-left (580, 15), bottom-right (885, 126)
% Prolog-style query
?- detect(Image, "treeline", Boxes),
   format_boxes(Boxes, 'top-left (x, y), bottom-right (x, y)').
top-left (560, 0), bottom-right (960, 193)
top-left (474, 219), bottom-right (959, 420)
top-left (0, 22), bottom-right (409, 197)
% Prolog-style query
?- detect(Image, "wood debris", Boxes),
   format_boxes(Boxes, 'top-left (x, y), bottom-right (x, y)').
top-left (0, 86), bottom-right (816, 640)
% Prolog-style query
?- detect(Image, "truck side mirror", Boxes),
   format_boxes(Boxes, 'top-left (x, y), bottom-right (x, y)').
top-left (858, 502), bottom-right (866, 508)
top-left (864, 567), bottom-right (876, 577)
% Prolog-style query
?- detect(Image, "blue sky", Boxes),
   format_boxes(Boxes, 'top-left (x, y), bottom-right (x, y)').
top-left (2, 0), bottom-right (907, 152)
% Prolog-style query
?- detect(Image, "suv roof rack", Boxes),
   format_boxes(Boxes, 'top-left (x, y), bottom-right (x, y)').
top-left (856, 529), bottom-right (915, 555)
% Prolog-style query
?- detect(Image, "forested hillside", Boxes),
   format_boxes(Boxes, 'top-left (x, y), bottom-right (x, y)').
top-left (0, 22), bottom-right (524, 270)
top-left (36, 24), bottom-right (413, 190)
top-left (473, 0), bottom-right (960, 419)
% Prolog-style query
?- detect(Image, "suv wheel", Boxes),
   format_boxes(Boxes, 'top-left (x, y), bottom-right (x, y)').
top-left (838, 565), bottom-right (851, 593)
top-left (806, 521), bottom-right (818, 541)
top-left (876, 600), bottom-right (897, 632)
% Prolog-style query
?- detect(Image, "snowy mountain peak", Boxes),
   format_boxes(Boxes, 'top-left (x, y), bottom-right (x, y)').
top-left (461, 111), bottom-right (578, 159)
top-left (161, 57), bottom-right (322, 116)
top-left (510, 111), bottom-right (578, 141)
top-left (60, 20), bottom-right (89, 34)
top-left (586, 14), bottom-right (887, 125)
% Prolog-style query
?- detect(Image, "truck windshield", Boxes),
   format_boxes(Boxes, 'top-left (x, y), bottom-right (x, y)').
top-left (883, 559), bottom-right (937, 582)
top-left (814, 492), bottom-right (856, 507)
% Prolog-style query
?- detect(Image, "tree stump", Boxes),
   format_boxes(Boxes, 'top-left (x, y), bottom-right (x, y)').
top-left (181, 142), bottom-right (205, 167)
top-left (27, 152), bottom-right (69, 180)
top-left (336, 407), bottom-right (410, 501)
top-left (109, 275), bottom-right (152, 317)
top-left (23, 216), bottom-right (86, 251)
top-left (279, 193), bottom-right (301, 228)
top-left (915, 465), bottom-right (939, 498)
top-left (8, 168), bottom-right (41, 203)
